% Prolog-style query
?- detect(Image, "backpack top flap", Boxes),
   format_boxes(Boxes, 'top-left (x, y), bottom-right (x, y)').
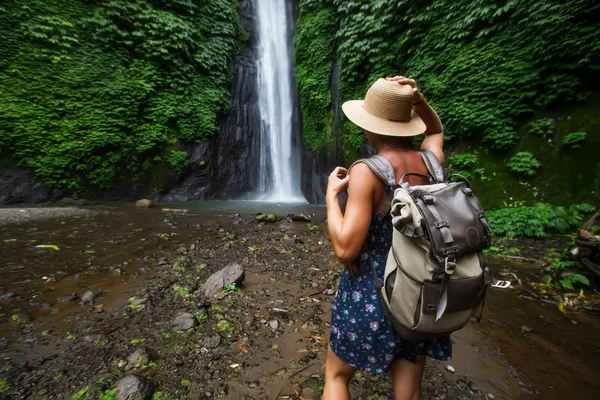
top-left (411, 182), bottom-right (492, 263)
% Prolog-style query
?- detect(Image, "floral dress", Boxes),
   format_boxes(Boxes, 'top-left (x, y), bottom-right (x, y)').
top-left (329, 208), bottom-right (452, 374)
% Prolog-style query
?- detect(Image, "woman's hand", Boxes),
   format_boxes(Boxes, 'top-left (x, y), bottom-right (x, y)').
top-left (386, 76), bottom-right (423, 105)
top-left (327, 167), bottom-right (349, 198)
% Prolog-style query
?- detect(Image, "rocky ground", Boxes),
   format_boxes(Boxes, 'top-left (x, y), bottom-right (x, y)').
top-left (0, 212), bottom-right (494, 400)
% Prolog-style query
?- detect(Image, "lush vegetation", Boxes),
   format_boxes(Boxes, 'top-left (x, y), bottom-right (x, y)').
top-left (487, 203), bottom-right (594, 239)
top-left (296, 0), bottom-right (599, 153)
top-left (0, 0), bottom-right (245, 194)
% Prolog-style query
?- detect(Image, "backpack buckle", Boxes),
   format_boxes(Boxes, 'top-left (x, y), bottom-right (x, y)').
top-left (423, 194), bottom-right (434, 204)
top-left (434, 221), bottom-right (448, 228)
top-left (461, 187), bottom-right (474, 196)
top-left (444, 257), bottom-right (456, 275)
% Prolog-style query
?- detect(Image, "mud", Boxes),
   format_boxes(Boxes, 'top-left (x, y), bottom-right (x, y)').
top-left (0, 202), bottom-right (599, 399)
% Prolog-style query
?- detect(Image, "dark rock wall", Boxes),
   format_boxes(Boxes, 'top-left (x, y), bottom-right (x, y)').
top-left (0, 168), bottom-right (61, 204)
top-left (161, 0), bottom-right (261, 201)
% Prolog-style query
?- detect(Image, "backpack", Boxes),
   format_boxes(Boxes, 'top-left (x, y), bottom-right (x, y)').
top-left (352, 150), bottom-right (509, 340)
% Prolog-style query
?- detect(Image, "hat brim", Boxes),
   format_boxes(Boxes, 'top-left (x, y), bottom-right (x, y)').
top-left (342, 100), bottom-right (426, 137)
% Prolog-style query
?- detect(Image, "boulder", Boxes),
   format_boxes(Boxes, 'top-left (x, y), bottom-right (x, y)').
top-left (202, 263), bottom-right (245, 297)
top-left (171, 312), bottom-right (198, 331)
top-left (135, 199), bottom-right (153, 208)
top-left (116, 375), bottom-right (153, 400)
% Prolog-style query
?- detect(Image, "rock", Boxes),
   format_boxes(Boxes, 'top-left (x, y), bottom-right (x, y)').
top-left (57, 294), bottom-right (78, 303)
top-left (0, 168), bottom-right (60, 204)
top-left (292, 213), bottom-right (311, 222)
top-left (135, 199), bottom-right (153, 208)
top-left (272, 307), bottom-right (289, 315)
top-left (446, 365), bottom-right (455, 373)
top-left (295, 270), bottom-right (303, 278)
top-left (202, 263), bottom-right (245, 297)
top-left (268, 320), bottom-right (279, 332)
top-left (126, 348), bottom-right (151, 370)
top-left (11, 312), bottom-right (33, 324)
top-left (256, 213), bottom-right (281, 223)
top-left (203, 334), bottom-right (221, 348)
top-left (80, 290), bottom-right (95, 304)
top-left (248, 381), bottom-right (259, 388)
top-left (485, 394), bottom-right (495, 400)
top-left (116, 375), bottom-right (153, 400)
top-left (578, 229), bottom-right (592, 240)
top-left (0, 292), bottom-right (17, 300)
top-left (172, 313), bottom-right (198, 331)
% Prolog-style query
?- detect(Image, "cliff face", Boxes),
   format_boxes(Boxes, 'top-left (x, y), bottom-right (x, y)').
top-left (160, 0), bottom-right (260, 201)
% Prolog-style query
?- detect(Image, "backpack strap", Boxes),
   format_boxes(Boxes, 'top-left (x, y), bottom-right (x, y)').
top-left (350, 154), bottom-right (397, 187)
top-left (350, 154), bottom-right (397, 217)
top-left (419, 149), bottom-right (445, 183)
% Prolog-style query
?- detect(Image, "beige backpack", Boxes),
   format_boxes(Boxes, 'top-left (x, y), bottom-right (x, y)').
top-left (354, 150), bottom-right (509, 340)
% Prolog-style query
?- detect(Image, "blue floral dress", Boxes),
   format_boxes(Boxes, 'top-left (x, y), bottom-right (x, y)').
top-left (329, 209), bottom-right (452, 374)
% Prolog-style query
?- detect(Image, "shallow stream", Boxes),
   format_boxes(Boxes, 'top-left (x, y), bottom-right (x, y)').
top-left (0, 202), bottom-right (598, 399)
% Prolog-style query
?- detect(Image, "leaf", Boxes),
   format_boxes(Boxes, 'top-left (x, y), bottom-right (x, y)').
top-left (3, 239), bottom-right (17, 243)
top-left (36, 244), bottom-right (60, 251)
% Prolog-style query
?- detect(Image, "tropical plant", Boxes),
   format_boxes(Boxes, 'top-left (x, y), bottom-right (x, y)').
top-left (560, 132), bottom-right (587, 149)
top-left (506, 152), bottom-right (542, 176)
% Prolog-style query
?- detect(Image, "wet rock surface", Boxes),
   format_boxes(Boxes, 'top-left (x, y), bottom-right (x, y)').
top-left (116, 375), bottom-right (153, 400)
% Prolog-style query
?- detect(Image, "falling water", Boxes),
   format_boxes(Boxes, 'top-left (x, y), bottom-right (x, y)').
top-left (255, 0), bottom-right (305, 202)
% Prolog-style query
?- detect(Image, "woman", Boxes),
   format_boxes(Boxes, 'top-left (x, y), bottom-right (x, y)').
top-left (324, 76), bottom-right (450, 400)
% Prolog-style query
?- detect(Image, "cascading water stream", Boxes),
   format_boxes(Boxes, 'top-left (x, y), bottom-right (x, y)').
top-left (255, 0), bottom-right (305, 202)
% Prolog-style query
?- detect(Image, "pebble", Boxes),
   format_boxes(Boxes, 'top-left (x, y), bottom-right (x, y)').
top-left (486, 394), bottom-right (495, 400)
top-left (268, 320), bottom-right (279, 331)
top-left (446, 365), bottom-right (455, 373)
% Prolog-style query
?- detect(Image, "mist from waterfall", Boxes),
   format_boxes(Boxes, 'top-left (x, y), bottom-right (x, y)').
top-left (255, 0), bottom-right (306, 202)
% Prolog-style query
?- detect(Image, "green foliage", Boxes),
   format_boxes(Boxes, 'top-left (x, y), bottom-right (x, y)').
top-left (487, 203), bottom-right (587, 238)
top-left (449, 152), bottom-right (480, 179)
top-left (71, 386), bottom-right (89, 400)
top-left (295, 0), bottom-right (338, 151)
top-left (167, 150), bottom-right (188, 173)
top-left (0, 379), bottom-right (9, 393)
top-left (506, 152), bottom-right (542, 176)
top-left (0, 0), bottom-right (245, 193)
top-left (560, 132), bottom-right (587, 149)
top-left (528, 118), bottom-right (555, 137)
top-left (98, 389), bottom-right (117, 400)
top-left (296, 0), bottom-right (600, 154)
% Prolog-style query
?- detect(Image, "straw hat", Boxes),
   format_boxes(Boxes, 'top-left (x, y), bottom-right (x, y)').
top-left (342, 78), bottom-right (425, 137)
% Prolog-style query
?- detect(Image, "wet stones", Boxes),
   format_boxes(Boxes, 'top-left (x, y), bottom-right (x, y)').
top-left (171, 312), bottom-right (198, 331)
top-left (0, 292), bottom-right (17, 300)
top-left (135, 199), bottom-right (153, 208)
top-left (202, 263), bottom-right (245, 298)
top-left (116, 375), bottom-right (153, 400)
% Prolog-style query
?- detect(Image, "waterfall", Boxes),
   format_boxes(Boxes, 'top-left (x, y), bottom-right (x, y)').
top-left (255, 0), bottom-right (306, 202)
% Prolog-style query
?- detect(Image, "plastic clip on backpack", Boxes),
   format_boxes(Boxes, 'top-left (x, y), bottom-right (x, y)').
top-left (352, 150), bottom-right (510, 341)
